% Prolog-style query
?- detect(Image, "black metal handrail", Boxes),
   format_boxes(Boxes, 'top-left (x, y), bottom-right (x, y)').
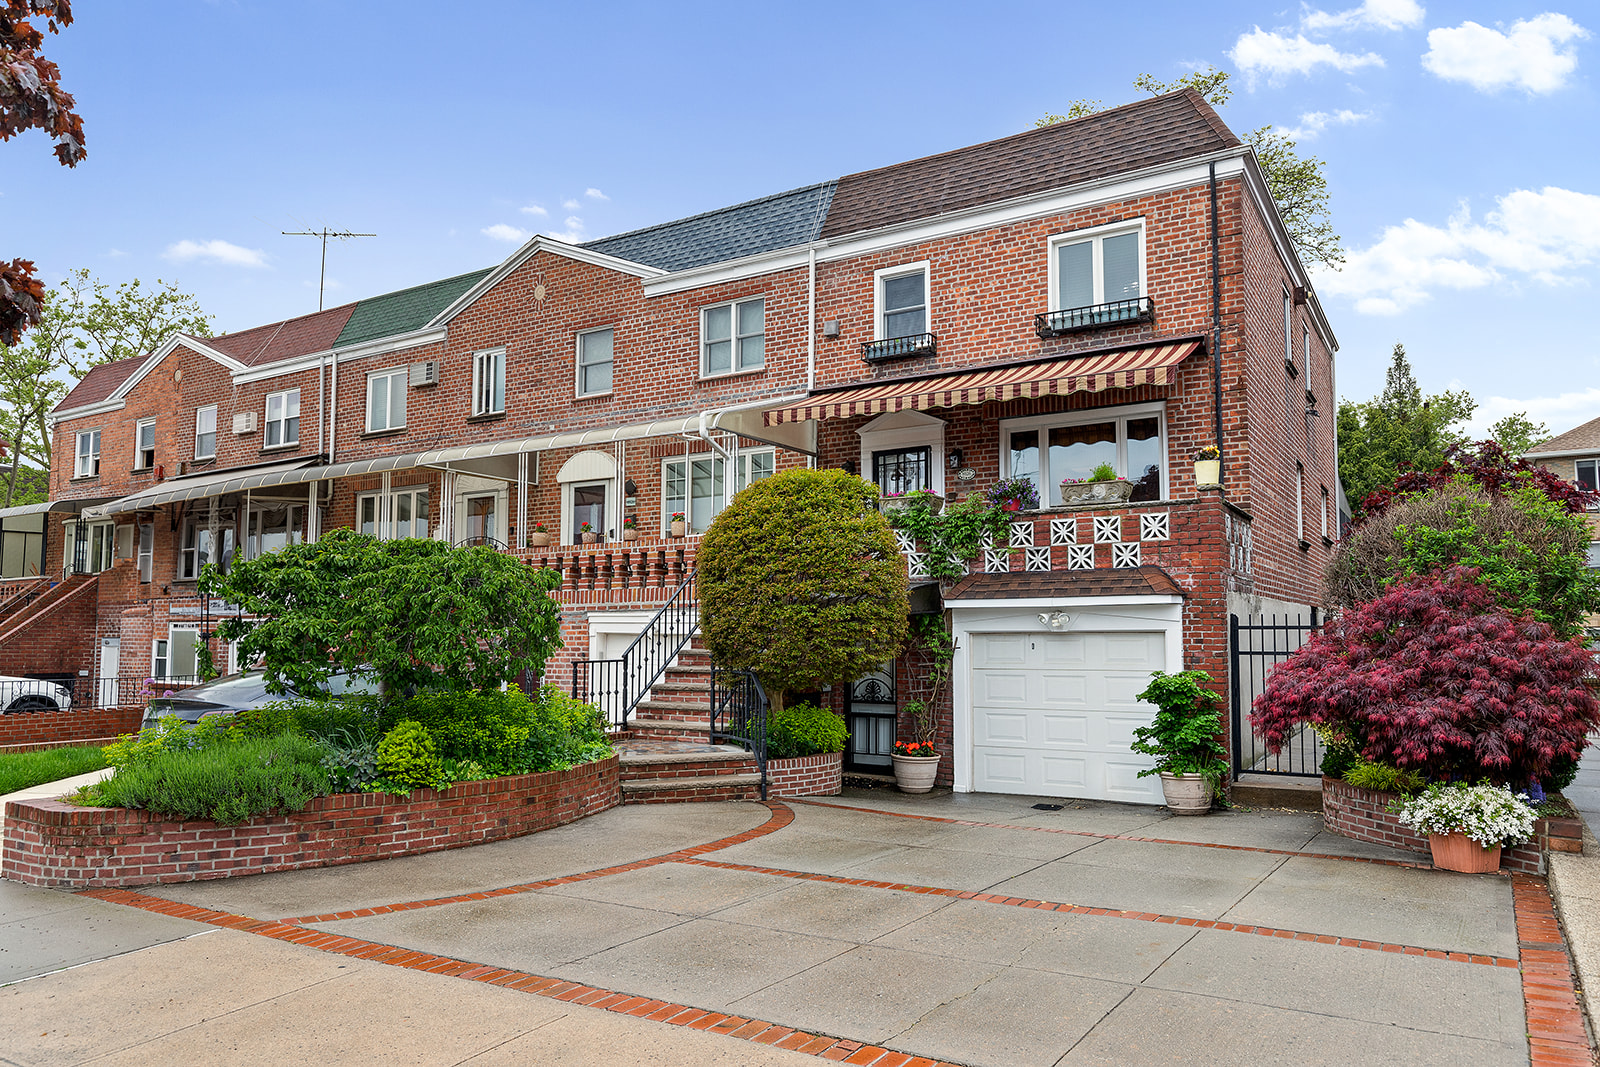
top-left (861, 333), bottom-right (937, 362)
top-left (710, 666), bottom-right (769, 801)
top-left (452, 535), bottom-right (510, 550)
top-left (1035, 296), bottom-right (1155, 338)
top-left (570, 568), bottom-right (698, 729)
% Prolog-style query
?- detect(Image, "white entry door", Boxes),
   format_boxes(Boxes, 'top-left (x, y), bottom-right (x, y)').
top-left (97, 637), bottom-right (120, 707)
top-left (970, 630), bottom-right (1165, 802)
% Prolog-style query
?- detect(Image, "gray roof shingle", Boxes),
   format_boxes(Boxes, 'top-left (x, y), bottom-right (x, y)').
top-left (1526, 415), bottom-right (1600, 457)
top-left (334, 268), bottom-right (493, 349)
top-left (582, 181), bottom-right (837, 272)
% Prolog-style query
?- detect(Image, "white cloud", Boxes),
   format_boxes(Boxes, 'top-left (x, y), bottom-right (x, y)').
top-left (585, 188), bottom-right (609, 201)
top-left (1422, 13), bottom-right (1589, 94)
top-left (562, 198), bottom-right (581, 210)
top-left (1467, 388), bottom-right (1600, 438)
top-left (1275, 108), bottom-right (1373, 140)
top-left (520, 203), bottom-right (548, 217)
top-left (1303, 0), bottom-right (1425, 33)
top-left (105, 248), bottom-right (127, 258)
top-left (549, 216), bottom-right (587, 243)
top-left (163, 239), bottom-right (268, 268)
top-left (1315, 186), bottom-right (1600, 314)
top-left (481, 223), bottom-right (533, 244)
top-left (1230, 28), bottom-right (1385, 84)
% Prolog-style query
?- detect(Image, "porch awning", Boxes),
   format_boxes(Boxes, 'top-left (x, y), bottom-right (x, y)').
top-left (0, 498), bottom-right (113, 521)
top-left (765, 339), bottom-right (1204, 425)
top-left (87, 457), bottom-right (324, 517)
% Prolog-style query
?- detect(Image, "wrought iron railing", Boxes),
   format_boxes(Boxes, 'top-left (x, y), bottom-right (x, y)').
top-left (861, 333), bottom-right (937, 362)
top-left (0, 674), bottom-right (200, 714)
top-left (570, 569), bottom-right (698, 729)
top-left (1035, 296), bottom-right (1155, 337)
top-left (1230, 611), bottom-right (1322, 778)
top-left (711, 666), bottom-right (769, 801)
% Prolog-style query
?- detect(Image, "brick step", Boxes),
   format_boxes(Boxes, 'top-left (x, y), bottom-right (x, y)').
top-left (618, 745), bottom-right (756, 783)
top-left (628, 717), bottom-right (713, 742)
top-left (634, 699), bottom-right (712, 722)
top-left (621, 774), bottom-right (761, 804)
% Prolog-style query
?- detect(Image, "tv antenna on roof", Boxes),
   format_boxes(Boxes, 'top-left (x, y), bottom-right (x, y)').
top-left (282, 227), bottom-right (376, 311)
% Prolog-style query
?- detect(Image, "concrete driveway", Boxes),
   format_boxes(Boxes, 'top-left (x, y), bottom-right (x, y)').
top-left (1, 790), bottom-right (1578, 1067)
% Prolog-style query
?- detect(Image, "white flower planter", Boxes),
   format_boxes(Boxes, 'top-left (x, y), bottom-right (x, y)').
top-left (891, 754), bottom-right (942, 793)
top-left (1159, 772), bottom-right (1212, 815)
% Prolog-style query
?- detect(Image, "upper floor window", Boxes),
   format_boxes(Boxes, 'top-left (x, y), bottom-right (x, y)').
top-left (1003, 404), bottom-right (1165, 507)
top-left (266, 389), bottom-right (300, 447)
top-left (1283, 288), bottom-right (1295, 371)
top-left (702, 297), bottom-right (764, 376)
top-left (366, 370), bottom-right (406, 433)
top-left (1051, 224), bottom-right (1142, 312)
top-left (180, 518), bottom-right (235, 580)
top-left (577, 327), bottom-right (613, 396)
top-left (876, 265), bottom-right (927, 340)
top-left (1576, 459), bottom-right (1600, 508)
top-left (134, 419), bottom-right (155, 470)
top-left (473, 348), bottom-right (505, 416)
top-left (74, 430), bottom-right (100, 478)
top-left (195, 406), bottom-right (217, 460)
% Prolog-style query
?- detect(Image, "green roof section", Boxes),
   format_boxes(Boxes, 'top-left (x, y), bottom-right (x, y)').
top-left (333, 268), bottom-right (493, 349)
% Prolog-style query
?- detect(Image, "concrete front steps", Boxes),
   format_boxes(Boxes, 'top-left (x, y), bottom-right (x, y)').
top-left (616, 740), bottom-right (760, 804)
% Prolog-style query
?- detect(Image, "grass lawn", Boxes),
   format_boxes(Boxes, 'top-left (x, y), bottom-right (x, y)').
top-left (0, 746), bottom-right (109, 795)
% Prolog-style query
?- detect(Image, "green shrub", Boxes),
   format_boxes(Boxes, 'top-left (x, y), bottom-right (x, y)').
top-left (0, 746), bottom-right (108, 795)
top-left (765, 702), bottom-right (847, 759)
top-left (376, 720), bottom-right (446, 791)
top-left (318, 724), bottom-right (381, 792)
top-left (1342, 761), bottom-right (1425, 795)
top-left (103, 713), bottom-right (241, 770)
top-left (380, 684), bottom-right (609, 777)
top-left (236, 696), bottom-right (382, 745)
top-left (78, 731), bottom-right (331, 825)
top-left (1545, 754), bottom-right (1581, 793)
top-left (1130, 671), bottom-right (1228, 785)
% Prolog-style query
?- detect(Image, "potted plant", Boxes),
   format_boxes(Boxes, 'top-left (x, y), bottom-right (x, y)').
top-left (1060, 462), bottom-right (1135, 507)
top-left (1129, 670), bottom-right (1227, 815)
top-left (527, 521), bottom-right (551, 548)
top-left (1394, 783), bottom-right (1536, 873)
top-left (579, 521), bottom-right (599, 544)
top-left (891, 617), bottom-right (956, 793)
top-left (891, 728), bottom-right (940, 792)
top-left (621, 515), bottom-right (639, 541)
top-left (668, 511), bottom-right (686, 537)
top-left (1194, 445), bottom-right (1222, 489)
top-left (984, 477), bottom-right (1040, 514)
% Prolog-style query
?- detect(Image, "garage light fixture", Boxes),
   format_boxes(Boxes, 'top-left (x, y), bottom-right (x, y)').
top-left (1037, 611), bottom-right (1069, 630)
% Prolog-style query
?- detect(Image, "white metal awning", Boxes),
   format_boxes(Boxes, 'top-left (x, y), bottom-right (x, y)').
top-left (85, 457), bottom-right (324, 517)
top-left (0, 497), bottom-right (116, 521)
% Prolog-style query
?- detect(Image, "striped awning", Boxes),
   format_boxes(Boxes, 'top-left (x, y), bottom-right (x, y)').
top-left (766, 340), bottom-right (1203, 425)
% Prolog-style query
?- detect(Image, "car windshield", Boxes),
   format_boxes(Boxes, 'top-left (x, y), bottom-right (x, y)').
top-left (158, 672), bottom-right (270, 703)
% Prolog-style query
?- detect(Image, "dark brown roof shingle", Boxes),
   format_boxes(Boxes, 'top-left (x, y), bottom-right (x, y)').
top-left (204, 303), bottom-right (357, 367)
top-left (943, 565), bottom-right (1186, 601)
top-left (820, 90), bottom-right (1239, 239)
top-left (54, 356), bottom-right (144, 411)
top-left (1527, 415), bottom-right (1600, 457)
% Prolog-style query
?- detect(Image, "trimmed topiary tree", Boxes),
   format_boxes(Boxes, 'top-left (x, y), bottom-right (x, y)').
top-left (699, 468), bottom-right (910, 712)
top-left (1253, 567), bottom-right (1600, 787)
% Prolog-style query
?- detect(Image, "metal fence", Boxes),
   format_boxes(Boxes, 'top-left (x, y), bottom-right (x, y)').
top-left (570, 570), bottom-right (698, 729)
top-left (1230, 612), bottom-right (1322, 778)
top-left (0, 675), bottom-right (199, 714)
top-left (711, 666), bottom-right (769, 800)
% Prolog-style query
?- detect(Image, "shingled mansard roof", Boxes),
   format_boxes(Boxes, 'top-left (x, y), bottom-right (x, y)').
top-left (55, 91), bottom-right (1241, 415)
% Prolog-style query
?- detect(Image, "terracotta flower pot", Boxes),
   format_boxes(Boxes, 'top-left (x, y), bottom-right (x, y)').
top-left (1428, 831), bottom-right (1502, 873)
top-left (527, 531), bottom-right (551, 548)
top-left (891, 753), bottom-right (941, 793)
top-left (1158, 772), bottom-right (1212, 815)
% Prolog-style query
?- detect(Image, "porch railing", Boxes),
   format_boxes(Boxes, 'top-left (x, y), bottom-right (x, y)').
top-left (711, 666), bottom-right (769, 801)
top-left (570, 568), bottom-right (698, 729)
top-left (522, 544), bottom-right (694, 596)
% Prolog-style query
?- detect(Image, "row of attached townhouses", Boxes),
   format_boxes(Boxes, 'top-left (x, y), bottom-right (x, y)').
top-left (0, 90), bottom-right (1339, 797)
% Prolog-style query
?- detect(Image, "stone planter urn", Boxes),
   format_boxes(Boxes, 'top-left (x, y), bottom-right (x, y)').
top-left (622, 527), bottom-right (638, 541)
top-left (1428, 832), bottom-right (1502, 873)
top-left (669, 519), bottom-right (686, 537)
top-left (891, 753), bottom-right (941, 793)
top-left (1194, 459), bottom-right (1221, 488)
top-left (1158, 772), bottom-right (1212, 815)
top-left (580, 531), bottom-right (599, 544)
top-left (527, 531), bottom-right (552, 548)
top-left (1060, 478), bottom-right (1135, 507)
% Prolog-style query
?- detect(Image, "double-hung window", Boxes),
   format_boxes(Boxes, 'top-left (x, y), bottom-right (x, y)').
top-left (473, 348), bottom-right (505, 416)
top-left (265, 389), bottom-right (300, 447)
top-left (577, 328), bottom-right (613, 396)
top-left (358, 487), bottom-right (429, 540)
top-left (195, 406), bottom-right (217, 460)
top-left (701, 297), bottom-right (764, 376)
top-left (180, 517), bottom-right (235, 579)
top-left (74, 430), bottom-right (101, 478)
top-left (134, 419), bottom-right (156, 470)
top-left (1003, 404), bottom-right (1166, 506)
top-left (1283, 288), bottom-right (1295, 372)
top-left (663, 449), bottom-right (774, 534)
top-left (1051, 224), bottom-right (1142, 315)
top-left (366, 370), bottom-right (406, 433)
top-left (877, 266), bottom-right (927, 340)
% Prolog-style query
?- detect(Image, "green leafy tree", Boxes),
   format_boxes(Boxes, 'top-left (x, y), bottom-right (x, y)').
top-left (0, 268), bottom-right (212, 506)
top-left (1037, 66), bottom-right (1343, 268)
top-left (1486, 412), bottom-right (1550, 457)
top-left (203, 529), bottom-right (564, 698)
top-left (698, 468), bottom-right (910, 713)
top-left (1336, 343), bottom-right (1476, 511)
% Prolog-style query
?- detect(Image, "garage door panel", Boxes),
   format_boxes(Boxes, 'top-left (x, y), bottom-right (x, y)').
top-left (978, 670), bottom-right (1031, 705)
top-left (1103, 673), bottom-right (1156, 709)
top-left (975, 634), bottom-right (1029, 668)
top-left (1101, 714), bottom-right (1151, 750)
top-left (980, 751), bottom-right (1029, 787)
top-left (1039, 672), bottom-right (1089, 707)
top-left (1104, 761), bottom-right (1165, 803)
top-left (1040, 713), bottom-right (1089, 746)
top-left (1103, 632), bottom-right (1164, 667)
top-left (978, 711), bottom-right (1031, 745)
top-left (1041, 755), bottom-right (1089, 790)
top-left (1040, 634), bottom-right (1088, 667)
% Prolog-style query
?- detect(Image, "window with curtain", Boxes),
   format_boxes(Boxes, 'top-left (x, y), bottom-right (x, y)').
top-left (1004, 408), bottom-right (1165, 505)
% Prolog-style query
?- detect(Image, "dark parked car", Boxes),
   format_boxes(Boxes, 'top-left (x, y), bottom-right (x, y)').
top-left (141, 670), bottom-right (379, 730)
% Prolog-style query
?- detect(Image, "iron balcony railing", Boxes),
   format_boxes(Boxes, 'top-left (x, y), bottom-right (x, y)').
top-left (711, 666), bottom-right (769, 801)
top-left (861, 332), bottom-right (937, 362)
top-left (570, 568), bottom-right (698, 729)
top-left (1035, 297), bottom-right (1155, 338)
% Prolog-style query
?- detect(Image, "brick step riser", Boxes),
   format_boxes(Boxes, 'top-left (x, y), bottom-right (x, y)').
top-left (622, 784), bottom-right (759, 805)
top-left (628, 726), bottom-right (713, 743)
top-left (634, 709), bottom-right (711, 725)
top-left (620, 762), bottom-right (758, 782)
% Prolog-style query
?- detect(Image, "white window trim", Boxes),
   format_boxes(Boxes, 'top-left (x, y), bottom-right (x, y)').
top-left (364, 370), bottom-right (406, 433)
top-left (575, 326), bottom-right (615, 398)
top-left (195, 405), bottom-right (217, 460)
top-left (698, 296), bottom-right (766, 379)
top-left (1321, 485), bottom-right (1330, 539)
top-left (134, 418), bottom-right (156, 470)
top-left (265, 388), bottom-right (301, 447)
top-left (1046, 219), bottom-right (1147, 312)
top-left (857, 410), bottom-right (946, 497)
top-left (1283, 287), bottom-right (1295, 369)
top-left (357, 485), bottom-right (431, 540)
top-left (873, 261), bottom-right (931, 342)
top-left (453, 475), bottom-right (509, 545)
top-left (472, 347), bottom-right (506, 416)
top-left (1000, 400), bottom-right (1168, 504)
top-left (561, 478), bottom-right (614, 545)
top-left (75, 429), bottom-right (101, 478)
top-left (157, 624), bottom-right (200, 682)
top-left (660, 447), bottom-right (775, 534)
top-left (1296, 463), bottom-right (1305, 543)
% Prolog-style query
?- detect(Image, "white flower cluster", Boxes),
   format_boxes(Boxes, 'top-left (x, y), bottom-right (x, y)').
top-left (1396, 783), bottom-right (1537, 847)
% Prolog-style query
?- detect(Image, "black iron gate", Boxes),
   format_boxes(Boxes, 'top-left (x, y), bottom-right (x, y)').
top-left (1230, 611), bottom-right (1321, 778)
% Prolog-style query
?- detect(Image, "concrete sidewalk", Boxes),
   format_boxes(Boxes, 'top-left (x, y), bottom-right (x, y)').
top-left (1546, 743), bottom-right (1600, 1042)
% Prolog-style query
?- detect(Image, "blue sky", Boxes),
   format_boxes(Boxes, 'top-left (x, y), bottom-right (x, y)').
top-left (8, 1), bottom-right (1596, 436)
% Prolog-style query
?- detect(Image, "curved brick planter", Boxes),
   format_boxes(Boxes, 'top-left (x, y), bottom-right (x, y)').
top-left (1321, 776), bottom-right (1558, 875)
top-left (766, 751), bottom-right (842, 797)
top-left (2, 755), bottom-right (620, 889)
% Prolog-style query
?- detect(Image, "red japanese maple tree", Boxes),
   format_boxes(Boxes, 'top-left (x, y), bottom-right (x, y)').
top-left (1252, 568), bottom-right (1599, 784)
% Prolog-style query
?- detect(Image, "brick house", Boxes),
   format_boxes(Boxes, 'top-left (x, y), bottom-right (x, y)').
top-left (1, 89), bottom-right (1339, 799)
top-left (1524, 419), bottom-right (1600, 628)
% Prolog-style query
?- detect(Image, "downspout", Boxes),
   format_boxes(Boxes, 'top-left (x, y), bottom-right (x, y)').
top-left (316, 352), bottom-right (326, 457)
top-left (1209, 162), bottom-right (1224, 489)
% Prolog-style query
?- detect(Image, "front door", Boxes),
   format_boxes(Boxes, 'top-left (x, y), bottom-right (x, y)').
top-left (845, 663), bottom-right (897, 772)
top-left (97, 637), bottom-right (120, 707)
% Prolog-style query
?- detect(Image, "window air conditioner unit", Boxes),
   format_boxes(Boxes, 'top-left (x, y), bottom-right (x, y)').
top-left (233, 411), bottom-right (257, 434)
top-left (410, 361), bottom-right (439, 387)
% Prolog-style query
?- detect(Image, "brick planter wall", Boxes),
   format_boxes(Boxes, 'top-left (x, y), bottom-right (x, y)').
top-left (0, 704), bottom-right (143, 751)
top-left (1321, 777), bottom-right (1561, 875)
top-left (766, 751), bottom-right (842, 797)
top-left (3, 755), bottom-right (620, 889)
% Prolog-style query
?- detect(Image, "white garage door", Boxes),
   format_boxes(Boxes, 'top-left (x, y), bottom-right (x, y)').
top-left (971, 630), bottom-right (1165, 803)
